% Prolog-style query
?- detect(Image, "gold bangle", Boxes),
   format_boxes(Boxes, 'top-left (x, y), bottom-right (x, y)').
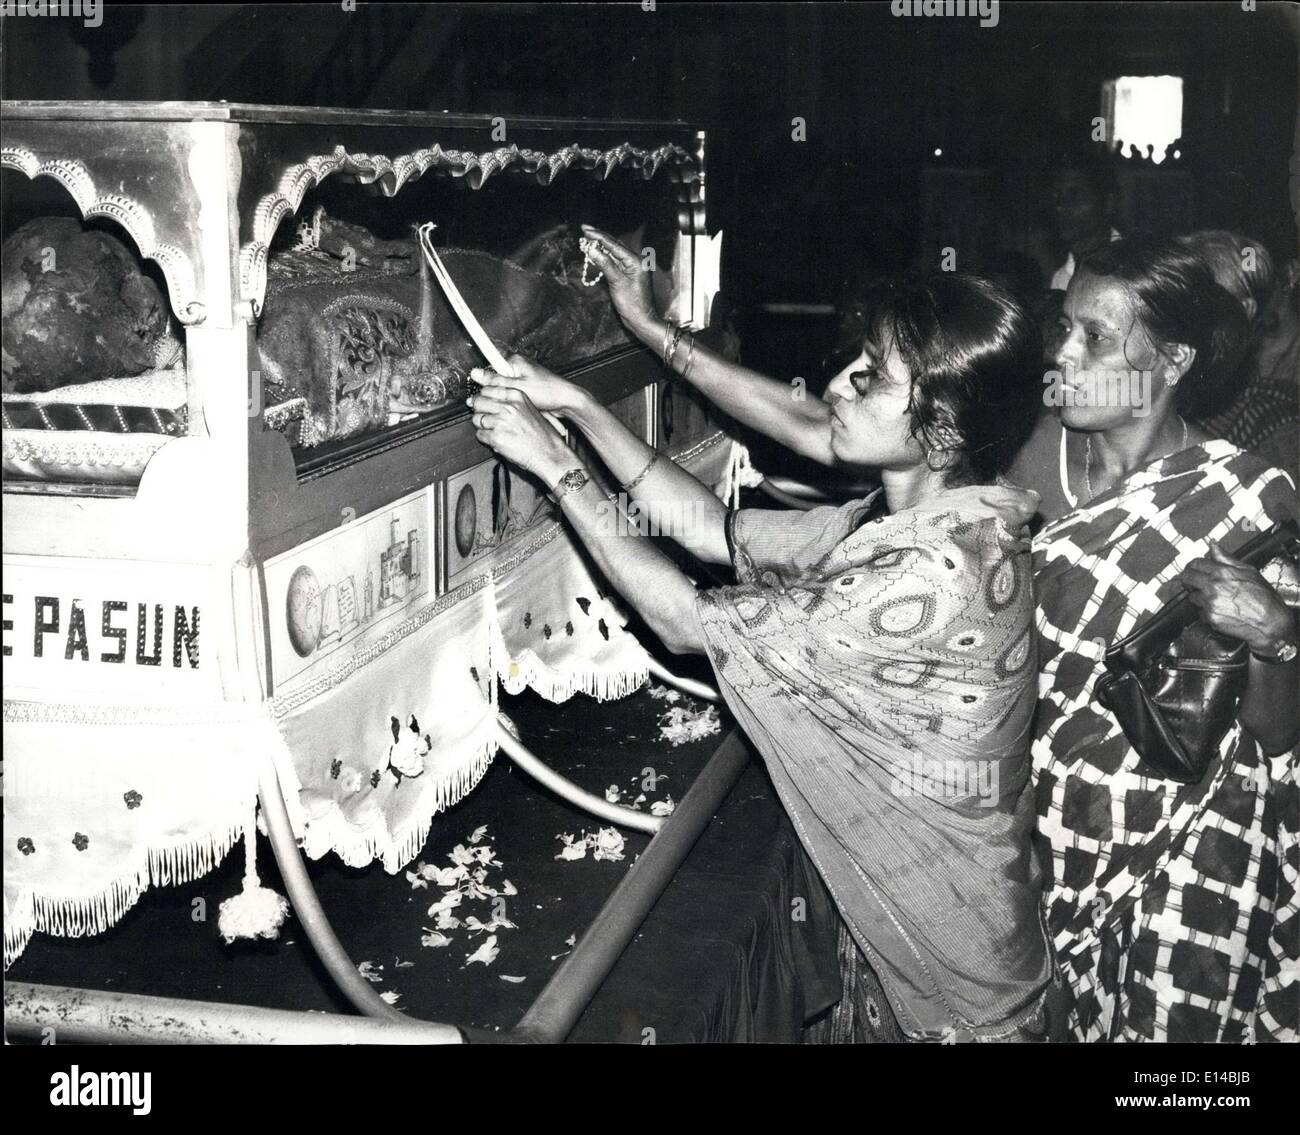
top-left (662, 320), bottom-right (679, 365)
top-left (666, 323), bottom-right (686, 370)
top-left (621, 452), bottom-right (660, 493)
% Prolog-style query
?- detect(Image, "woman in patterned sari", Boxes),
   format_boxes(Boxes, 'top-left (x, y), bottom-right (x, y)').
top-left (553, 228), bottom-right (1296, 1042)
top-left (1008, 235), bottom-right (1300, 1041)
top-left (467, 270), bottom-right (1060, 1041)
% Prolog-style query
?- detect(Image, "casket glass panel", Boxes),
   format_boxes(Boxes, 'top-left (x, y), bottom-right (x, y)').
top-left (1, 172), bottom-right (188, 490)
top-left (254, 166), bottom-right (680, 474)
top-left (1, 107), bottom-right (700, 496)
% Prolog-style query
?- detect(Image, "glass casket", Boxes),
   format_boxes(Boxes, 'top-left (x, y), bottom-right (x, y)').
top-left (2, 103), bottom-right (734, 993)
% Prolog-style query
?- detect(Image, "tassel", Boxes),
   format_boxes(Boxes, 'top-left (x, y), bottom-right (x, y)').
top-left (721, 439), bottom-right (763, 508)
top-left (217, 813), bottom-right (290, 944)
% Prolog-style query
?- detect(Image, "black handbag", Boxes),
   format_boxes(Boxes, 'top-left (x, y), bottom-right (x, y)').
top-left (1094, 520), bottom-right (1300, 784)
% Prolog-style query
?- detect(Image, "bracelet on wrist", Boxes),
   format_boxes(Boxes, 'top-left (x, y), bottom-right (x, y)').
top-left (621, 452), bottom-right (660, 494)
top-left (662, 319), bottom-right (678, 366)
top-left (681, 332), bottom-right (697, 379)
top-left (665, 322), bottom-right (687, 370)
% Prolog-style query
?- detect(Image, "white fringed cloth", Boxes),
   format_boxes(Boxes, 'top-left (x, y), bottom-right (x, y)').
top-left (3, 700), bottom-right (269, 968)
top-left (4, 433), bottom-right (743, 967)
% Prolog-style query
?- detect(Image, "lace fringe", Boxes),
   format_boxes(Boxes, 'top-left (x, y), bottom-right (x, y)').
top-left (500, 653), bottom-right (650, 704)
top-left (4, 821), bottom-right (246, 970)
top-left (269, 708), bottom-right (500, 875)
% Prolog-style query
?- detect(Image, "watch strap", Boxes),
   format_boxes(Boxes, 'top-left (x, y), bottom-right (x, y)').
top-left (1250, 637), bottom-right (1299, 664)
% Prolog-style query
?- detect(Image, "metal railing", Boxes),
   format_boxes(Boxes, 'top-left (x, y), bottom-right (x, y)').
top-left (6, 724), bottom-right (748, 1045)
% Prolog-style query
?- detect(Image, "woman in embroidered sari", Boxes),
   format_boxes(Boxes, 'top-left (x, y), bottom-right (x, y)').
top-left (1005, 235), bottom-right (1300, 1041)
top-left (466, 269), bottom-right (1060, 1041)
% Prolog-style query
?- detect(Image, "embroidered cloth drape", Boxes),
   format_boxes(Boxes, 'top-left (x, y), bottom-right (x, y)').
top-left (3, 433), bottom-right (736, 966)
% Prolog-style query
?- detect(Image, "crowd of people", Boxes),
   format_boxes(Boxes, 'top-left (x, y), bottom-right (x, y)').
top-left (461, 186), bottom-right (1299, 1044)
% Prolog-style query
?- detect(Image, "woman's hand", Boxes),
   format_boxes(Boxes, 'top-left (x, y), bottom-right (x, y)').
top-left (580, 225), bottom-right (657, 333)
top-left (468, 376), bottom-right (574, 485)
top-left (1182, 541), bottom-right (1296, 651)
top-left (470, 355), bottom-right (585, 416)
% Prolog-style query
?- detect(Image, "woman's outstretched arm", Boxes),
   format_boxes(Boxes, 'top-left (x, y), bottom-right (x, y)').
top-left (550, 471), bottom-right (707, 656)
top-left (564, 390), bottom-right (730, 565)
top-left (581, 226), bottom-right (836, 465)
top-left (473, 358), bottom-right (730, 565)
top-left (468, 383), bottom-right (707, 655)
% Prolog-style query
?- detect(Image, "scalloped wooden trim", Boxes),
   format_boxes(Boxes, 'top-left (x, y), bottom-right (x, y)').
top-left (238, 140), bottom-right (694, 315)
top-left (1, 145), bottom-right (206, 325)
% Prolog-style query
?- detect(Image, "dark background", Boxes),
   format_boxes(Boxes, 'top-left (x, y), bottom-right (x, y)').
top-left (3, 1), bottom-right (1297, 377)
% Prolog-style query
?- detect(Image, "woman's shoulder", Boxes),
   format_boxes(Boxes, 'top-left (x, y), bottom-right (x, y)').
top-left (828, 491), bottom-right (1035, 635)
top-left (900, 483), bottom-right (1040, 546)
top-left (732, 492), bottom-right (883, 550)
top-left (1033, 437), bottom-right (1298, 562)
top-left (837, 487), bottom-right (1035, 607)
top-left (1190, 437), bottom-right (1297, 519)
top-left (729, 492), bottom-right (885, 584)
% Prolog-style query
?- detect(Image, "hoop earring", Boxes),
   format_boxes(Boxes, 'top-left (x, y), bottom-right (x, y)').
top-left (926, 446), bottom-right (951, 473)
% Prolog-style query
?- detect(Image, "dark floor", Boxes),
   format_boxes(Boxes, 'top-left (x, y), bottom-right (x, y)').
top-left (7, 682), bottom-right (840, 1042)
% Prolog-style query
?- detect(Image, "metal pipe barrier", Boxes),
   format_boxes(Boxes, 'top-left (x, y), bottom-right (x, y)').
top-left (258, 764), bottom-right (412, 1023)
top-left (6, 731), bottom-right (751, 1045)
top-left (757, 476), bottom-right (823, 510)
top-left (3, 982), bottom-right (463, 1044)
top-left (496, 721), bottom-right (665, 834)
top-left (758, 474), bottom-right (881, 512)
top-left (646, 657), bottom-right (722, 703)
top-left (511, 727), bottom-right (750, 1041)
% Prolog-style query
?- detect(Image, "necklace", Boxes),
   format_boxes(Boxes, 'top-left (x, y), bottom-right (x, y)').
top-left (578, 238), bottom-right (604, 287)
top-left (1083, 416), bottom-right (1188, 502)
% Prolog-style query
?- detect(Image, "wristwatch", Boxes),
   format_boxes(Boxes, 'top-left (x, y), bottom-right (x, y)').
top-left (547, 468), bottom-right (590, 505)
top-left (1250, 636), bottom-right (1299, 664)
